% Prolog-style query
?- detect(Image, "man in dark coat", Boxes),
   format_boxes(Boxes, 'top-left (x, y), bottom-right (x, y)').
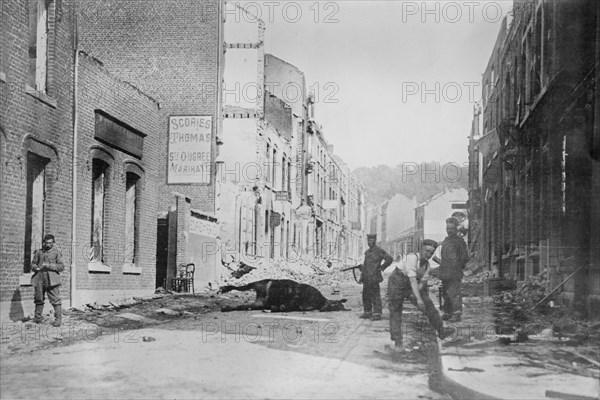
top-left (359, 234), bottom-right (393, 321)
top-left (434, 218), bottom-right (469, 322)
top-left (31, 234), bottom-right (64, 326)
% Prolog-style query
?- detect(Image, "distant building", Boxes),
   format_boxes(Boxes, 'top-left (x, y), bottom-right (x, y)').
top-left (384, 194), bottom-right (417, 259)
top-left (414, 188), bottom-right (468, 246)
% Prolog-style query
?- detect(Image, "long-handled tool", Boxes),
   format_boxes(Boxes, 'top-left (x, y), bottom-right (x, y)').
top-left (527, 264), bottom-right (587, 315)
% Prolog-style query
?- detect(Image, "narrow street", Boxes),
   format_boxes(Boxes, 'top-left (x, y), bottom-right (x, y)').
top-left (3, 1), bottom-right (599, 399)
top-left (1, 282), bottom-right (446, 399)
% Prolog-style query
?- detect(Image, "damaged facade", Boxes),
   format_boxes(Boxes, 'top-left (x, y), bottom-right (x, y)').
top-left (219, 2), bottom-right (366, 267)
top-left (468, 0), bottom-right (600, 318)
top-left (1, 0), bottom-right (76, 320)
top-left (1, 0), bottom-right (223, 320)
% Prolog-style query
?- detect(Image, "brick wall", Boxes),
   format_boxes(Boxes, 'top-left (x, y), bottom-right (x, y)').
top-left (73, 53), bottom-right (162, 300)
top-left (0, 0), bottom-right (75, 312)
top-left (77, 0), bottom-right (223, 213)
top-left (264, 54), bottom-right (306, 118)
top-left (264, 92), bottom-right (292, 141)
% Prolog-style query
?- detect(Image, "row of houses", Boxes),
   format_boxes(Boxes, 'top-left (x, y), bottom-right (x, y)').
top-left (467, 0), bottom-right (600, 319)
top-left (367, 188), bottom-right (468, 261)
top-left (218, 4), bottom-right (367, 270)
top-left (0, 0), bottom-right (366, 322)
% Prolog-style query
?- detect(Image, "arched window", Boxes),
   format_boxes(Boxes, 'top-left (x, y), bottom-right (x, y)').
top-left (90, 159), bottom-right (109, 262)
top-left (124, 162), bottom-right (144, 265)
top-left (89, 147), bottom-right (114, 263)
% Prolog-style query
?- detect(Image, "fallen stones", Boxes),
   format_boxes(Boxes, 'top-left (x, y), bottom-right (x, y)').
top-left (155, 308), bottom-right (179, 316)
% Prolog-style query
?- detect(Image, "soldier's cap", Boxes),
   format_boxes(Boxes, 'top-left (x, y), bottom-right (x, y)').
top-left (367, 234), bottom-right (377, 239)
top-left (43, 234), bottom-right (55, 242)
top-left (445, 217), bottom-right (459, 227)
top-left (422, 239), bottom-right (438, 249)
top-left (451, 211), bottom-right (466, 219)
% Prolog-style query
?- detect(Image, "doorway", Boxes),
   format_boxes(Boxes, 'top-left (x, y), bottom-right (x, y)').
top-left (155, 216), bottom-right (168, 288)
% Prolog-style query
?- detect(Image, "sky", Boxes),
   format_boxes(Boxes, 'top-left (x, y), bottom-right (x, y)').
top-left (255, 0), bottom-right (513, 169)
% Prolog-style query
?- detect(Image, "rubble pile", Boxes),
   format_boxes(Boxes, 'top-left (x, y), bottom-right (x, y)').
top-left (515, 270), bottom-right (548, 307)
top-left (462, 269), bottom-right (495, 297)
top-left (219, 258), bottom-right (331, 286)
top-left (462, 269), bottom-right (495, 284)
top-left (308, 264), bottom-right (359, 289)
top-left (492, 272), bottom-right (549, 335)
top-left (493, 291), bottom-right (528, 334)
top-left (490, 270), bottom-right (600, 345)
top-left (218, 258), bottom-right (359, 295)
top-left (550, 316), bottom-right (600, 344)
top-left (68, 296), bottom-right (156, 313)
top-left (229, 262), bottom-right (256, 279)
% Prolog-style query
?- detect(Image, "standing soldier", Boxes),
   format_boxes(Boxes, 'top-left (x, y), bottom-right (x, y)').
top-left (434, 218), bottom-right (469, 322)
top-left (359, 234), bottom-right (393, 321)
top-left (31, 234), bottom-right (64, 326)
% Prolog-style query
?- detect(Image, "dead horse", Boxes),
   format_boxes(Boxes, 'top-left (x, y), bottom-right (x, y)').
top-left (219, 279), bottom-right (349, 312)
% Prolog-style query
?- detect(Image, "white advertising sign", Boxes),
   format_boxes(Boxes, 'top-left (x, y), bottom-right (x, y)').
top-left (168, 116), bottom-right (212, 184)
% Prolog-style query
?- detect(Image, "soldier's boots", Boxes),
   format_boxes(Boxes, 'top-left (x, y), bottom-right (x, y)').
top-left (359, 313), bottom-right (372, 319)
top-left (52, 304), bottom-right (62, 327)
top-left (439, 326), bottom-right (457, 340)
top-left (370, 313), bottom-right (382, 321)
top-left (33, 304), bottom-right (44, 324)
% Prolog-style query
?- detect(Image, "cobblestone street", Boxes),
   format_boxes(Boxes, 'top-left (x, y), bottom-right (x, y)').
top-left (1, 282), bottom-right (447, 399)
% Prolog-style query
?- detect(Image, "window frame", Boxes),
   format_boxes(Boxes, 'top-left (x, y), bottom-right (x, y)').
top-left (28, 0), bottom-right (57, 95)
top-left (87, 147), bottom-right (114, 272)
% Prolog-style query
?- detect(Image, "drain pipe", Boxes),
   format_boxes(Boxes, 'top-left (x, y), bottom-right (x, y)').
top-left (70, 8), bottom-right (79, 309)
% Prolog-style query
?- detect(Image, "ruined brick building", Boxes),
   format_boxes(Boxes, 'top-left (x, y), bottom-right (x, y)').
top-left (468, 0), bottom-right (600, 318)
top-left (1, 0), bottom-right (223, 319)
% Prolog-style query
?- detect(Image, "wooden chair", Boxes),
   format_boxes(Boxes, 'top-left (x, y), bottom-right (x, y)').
top-left (171, 263), bottom-right (195, 295)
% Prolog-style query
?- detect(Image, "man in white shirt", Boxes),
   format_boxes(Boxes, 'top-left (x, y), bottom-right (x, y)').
top-left (387, 239), bottom-right (455, 353)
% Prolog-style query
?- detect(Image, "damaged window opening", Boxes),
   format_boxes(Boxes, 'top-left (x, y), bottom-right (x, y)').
top-left (125, 172), bottom-right (140, 264)
top-left (28, 0), bottom-right (50, 92)
top-left (91, 159), bottom-right (109, 263)
top-left (24, 152), bottom-right (49, 272)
